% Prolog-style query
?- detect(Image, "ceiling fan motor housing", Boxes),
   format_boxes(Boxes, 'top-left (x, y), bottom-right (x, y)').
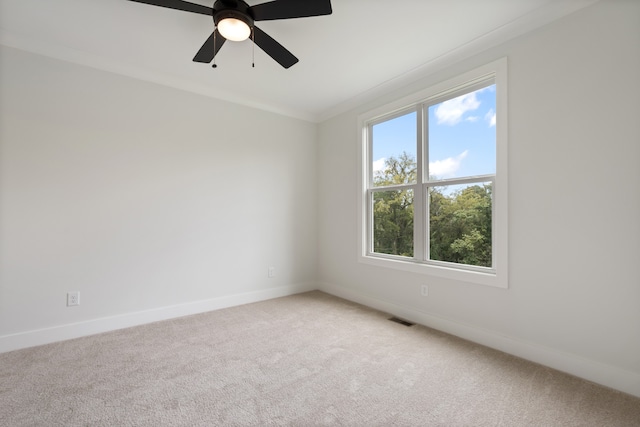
top-left (213, 0), bottom-right (254, 29)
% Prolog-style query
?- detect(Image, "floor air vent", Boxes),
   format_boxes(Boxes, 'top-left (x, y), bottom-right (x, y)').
top-left (388, 317), bottom-right (414, 327)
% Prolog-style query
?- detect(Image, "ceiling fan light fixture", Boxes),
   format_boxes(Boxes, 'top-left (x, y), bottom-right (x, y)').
top-left (217, 17), bottom-right (251, 42)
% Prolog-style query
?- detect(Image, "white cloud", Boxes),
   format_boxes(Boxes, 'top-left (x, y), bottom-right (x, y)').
top-left (435, 93), bottom-right (480, 125)
top-left (429, 150), bottom-right (468, 178)
top-left (466, 116), bottom-right (479, 123)
top-left (485, 109), bottom-right (496, 127)
top-left (372, 158), bottom-right (386, 173)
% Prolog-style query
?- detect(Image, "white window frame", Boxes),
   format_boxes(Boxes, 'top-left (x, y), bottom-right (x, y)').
top-left (357, 58), bottom-right (508, 289)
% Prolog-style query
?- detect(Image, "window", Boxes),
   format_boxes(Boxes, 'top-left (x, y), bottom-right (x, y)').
top-left (358, 59), bottom-right (508, 288)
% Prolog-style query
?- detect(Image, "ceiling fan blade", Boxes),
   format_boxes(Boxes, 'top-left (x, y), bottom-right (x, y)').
top-left (193, 30), bottom-right (227, 63)
top-left (128, 0), bottom-right (212, 16)
top-left (251, 0), bottom-right (332, 21)
top-left (252, 26), bottom-right (298, 69)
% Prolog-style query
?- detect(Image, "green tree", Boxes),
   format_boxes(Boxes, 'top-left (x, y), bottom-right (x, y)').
top-left (372, 152), bottom-right (492, 267)
top-left (429, 184), bottom-right (492, 267)
top-left (372, 152), bottom-right (416, 257)
top-left (373, 152), bottom-right (416, 186)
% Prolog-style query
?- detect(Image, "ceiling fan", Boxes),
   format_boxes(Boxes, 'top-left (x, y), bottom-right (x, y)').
top-left (128, 0), bottom-right (333, 68)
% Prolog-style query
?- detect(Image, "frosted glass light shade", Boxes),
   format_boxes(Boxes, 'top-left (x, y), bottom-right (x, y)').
top-left (218, 18), bottom-right (251, 42)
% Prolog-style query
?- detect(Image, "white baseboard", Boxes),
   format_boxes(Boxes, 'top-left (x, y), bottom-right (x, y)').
top-left (0, 283), bottom-right (315, 354)
top-left (319, 282), bottom-right (640, 398)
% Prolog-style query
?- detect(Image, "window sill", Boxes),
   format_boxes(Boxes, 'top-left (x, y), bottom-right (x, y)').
top-left (359, 254), bottom-right (508, 289)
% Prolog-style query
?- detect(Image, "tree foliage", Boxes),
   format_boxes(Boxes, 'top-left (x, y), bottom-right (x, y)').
top-left (429, 183), bottom-right (492, 267)
top-left (372, 153), bottom-right (492, 267)
top-left (372, 152), bottom-right (416, 257)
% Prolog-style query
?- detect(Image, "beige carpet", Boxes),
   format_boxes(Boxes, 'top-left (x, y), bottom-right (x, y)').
top-left (1, 291), bottom-right (639, 426)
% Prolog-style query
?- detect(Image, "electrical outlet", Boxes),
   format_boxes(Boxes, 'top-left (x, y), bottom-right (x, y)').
top-left (421, 285), bottom-right (429, 297)
top-left (67, 292), bottom-right (80, 306)
top-left (268, 267), bottom-right (275, 278)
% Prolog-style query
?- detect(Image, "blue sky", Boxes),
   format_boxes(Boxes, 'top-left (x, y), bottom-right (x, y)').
top-left (372, 84), bottom-right (496, 181)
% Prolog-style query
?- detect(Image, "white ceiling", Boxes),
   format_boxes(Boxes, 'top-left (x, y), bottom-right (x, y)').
top-left (0, 0), bottom-right (596, 122)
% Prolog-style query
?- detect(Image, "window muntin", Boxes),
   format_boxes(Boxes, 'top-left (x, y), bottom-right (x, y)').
top-left (359, 59), bottom-right (507, 288)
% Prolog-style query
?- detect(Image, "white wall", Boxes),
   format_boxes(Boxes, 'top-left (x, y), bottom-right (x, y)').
top-left (0, 46), bottom-right (317, 350)
top-left (317, 1), bottom-right (640, 396)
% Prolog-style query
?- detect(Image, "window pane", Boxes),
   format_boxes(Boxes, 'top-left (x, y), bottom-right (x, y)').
top-left (372, 111), bottom-right (417, 187)
top-left (373, 189), bottom-right (414, 257)
top-left (429, 182), bottom-right (492, 267)
top-left (428, 85), bottom-right (496, 180)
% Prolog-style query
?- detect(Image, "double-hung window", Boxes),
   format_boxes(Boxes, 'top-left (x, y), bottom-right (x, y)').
top-left (358, 59), bottom-right (508, 288)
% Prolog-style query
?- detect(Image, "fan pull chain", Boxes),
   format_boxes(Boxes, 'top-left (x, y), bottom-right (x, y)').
top-left (212, 29), bottom-right (217, 68)
top-left (251, 27), bottom-right (255, 68)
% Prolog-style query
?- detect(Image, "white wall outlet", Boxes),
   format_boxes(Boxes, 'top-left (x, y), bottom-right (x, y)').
top-left (421, 285), bottom-right (429, 297)
top-left (268, 267), bottom-right (275, 278)
top-left (67, 292), bottom-right (80, 306)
